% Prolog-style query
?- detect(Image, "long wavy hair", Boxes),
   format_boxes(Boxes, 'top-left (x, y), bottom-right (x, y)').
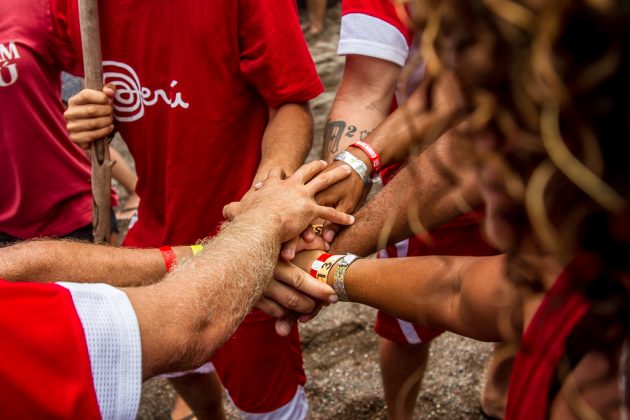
top-left (402, 0), bottom-right (630, 412)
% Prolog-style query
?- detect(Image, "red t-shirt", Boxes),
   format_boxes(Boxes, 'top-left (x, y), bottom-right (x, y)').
top-left (0, 280), bottom-right (101, 418)
top-left (0, 279), bottom-right (142, 419)
top-left (0, 0), bottom-right (95, 239)
top-left (505, 268), bottom-right (591, 419)
top-left (52, 0), bottom-right (324, 246)
top-left (339, 0), bottom-right (413, 67)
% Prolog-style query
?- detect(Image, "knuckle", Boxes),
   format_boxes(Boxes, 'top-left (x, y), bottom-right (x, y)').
top-left (292, 271), bottom-right (305, 289)
top-left (86, 105), bottom-right (99, 117)
top-left (286, 294), bottom-right (301, 310)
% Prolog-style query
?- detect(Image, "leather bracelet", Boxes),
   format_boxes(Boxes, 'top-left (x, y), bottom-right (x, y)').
top-left (334, 151), bottom-right (372, 188)
top-left (349, 141), bottom-right (382, 174)
top-left (332, 254), bottom-right (361, 302)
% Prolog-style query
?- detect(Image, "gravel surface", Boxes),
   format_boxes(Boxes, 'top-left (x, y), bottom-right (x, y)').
top-left (125, 5), bottom-right (493, 419)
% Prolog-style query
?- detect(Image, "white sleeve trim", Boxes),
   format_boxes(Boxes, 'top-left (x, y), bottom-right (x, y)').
top-left (58, 282), bottom-right (142, 420)
top-left (338, 13), bottom-right (409, 66)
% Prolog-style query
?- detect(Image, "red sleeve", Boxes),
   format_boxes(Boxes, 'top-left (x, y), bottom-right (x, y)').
top-left (0, 280), bottom-right (101, 418)
top-left (48, 0), bottom-right (83, 76)
top-left (238, 0), bottom-right (324, 109)
top-left (341, 0), bottom-right (413, 45)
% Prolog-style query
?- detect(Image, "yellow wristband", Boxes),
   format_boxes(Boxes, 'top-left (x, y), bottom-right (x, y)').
top-left (190, 244), bottom-right (204, 255)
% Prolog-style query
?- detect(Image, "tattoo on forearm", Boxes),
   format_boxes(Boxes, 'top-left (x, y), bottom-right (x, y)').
top-left (323, 119), bottom-right (373, 157)
top-left (323, 120), bottom-right (346, 157)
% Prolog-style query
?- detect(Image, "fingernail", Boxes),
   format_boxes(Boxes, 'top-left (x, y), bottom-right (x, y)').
top-left (348, 215), bottom-right (355, 224)
top-left (328, 294), bottom-right (339, 304)
top-left (323, 231), bottom-right (333, 242)
top-left (278, 322), bottom-right (291, 336)
top-left (254, 181), bottom-right (263, 189)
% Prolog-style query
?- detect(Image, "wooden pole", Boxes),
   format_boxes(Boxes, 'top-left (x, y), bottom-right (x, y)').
top-left (78, 0), bottom-right (112, 243)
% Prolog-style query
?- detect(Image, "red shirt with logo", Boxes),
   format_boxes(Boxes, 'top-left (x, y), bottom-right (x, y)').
top-left (0, 0), bottom-right (94, 239)
top-left (52, 0), bottom-right (323, 246)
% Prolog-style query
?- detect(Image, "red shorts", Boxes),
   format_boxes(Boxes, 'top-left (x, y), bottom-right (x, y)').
top-left (375, 210), bottom-right (497, 344)
top-left (211, 309), bottom-right (308, 417)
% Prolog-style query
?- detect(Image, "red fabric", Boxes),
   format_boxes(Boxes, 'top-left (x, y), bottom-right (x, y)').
top-left (505, 270), bottom-right (590, 420)
top-left (50, 0), bottom-right (321, 411)
top-left (341, 0), bottom-right (413, 45)
top-left (0, 280), bottom-right (101, 418)
top-left (211, 309), bottom-right (306, 413)
top-left (52, 0), bottom-right (323, 247)
top-left (376, 210), bottom-right (497, 342)
top-left (0, 0), bottom-right (96, 239)
top-left (375, 312), bottom-right (444, 343)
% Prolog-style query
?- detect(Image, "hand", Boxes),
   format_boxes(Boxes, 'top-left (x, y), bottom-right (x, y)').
top-left (223, 160), bottom-right (355, 243)
top-left (64, 84), bottom-right (116, 149)
top-left (279, 226), bottom-right (329, 260)
top-left (315, 156), bottom-right (370, 242)
top-left (254, 259), bottom-right (337, 336)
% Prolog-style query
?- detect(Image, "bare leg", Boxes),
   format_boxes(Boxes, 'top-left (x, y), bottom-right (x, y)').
top-left (380, 338), bottom-right (431, 420)
top-left (169, 372), bottom-right (226, 420)
top-left (109, 146), bottom-right (140, 218)
top-left (480, 343), bottom-right (514, 419)
top-left (306, 0), bottom-right (326, 35)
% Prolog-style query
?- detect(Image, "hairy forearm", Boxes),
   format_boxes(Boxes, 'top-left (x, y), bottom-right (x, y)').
top-left (126, 213), bottom-right (281, 378)
top-left (256, 103), bottom-right (313, 181)
top-left (331, 132), bottom-right (482, 256)
top-left (0, 240), bottom-right (189, 286)
top-left (343, 255), bottom-right (509, 341)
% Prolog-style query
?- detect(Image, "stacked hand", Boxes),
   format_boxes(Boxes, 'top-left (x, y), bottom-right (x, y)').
top-left (224, 160), bottom-right (356, 333)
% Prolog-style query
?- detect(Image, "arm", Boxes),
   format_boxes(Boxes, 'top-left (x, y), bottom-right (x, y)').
top-left (330, 131), bottom-right (482, 256)
top-left (126, 212), bottom-right (282, 378)
top-left (342, 254), bottom-right (515, 342)
top-left (253, 103), bottom-right (314, 183)
top-left (127, 160), bottom-right (353, 378)
top-left (322, 55), bottom-right (402, 160)
top-left (0, 241), bottom-right (188, 287)
top-left (294, 251), bottom-right (517, 342)
top-left (316, 57), bottom-right (464, 242)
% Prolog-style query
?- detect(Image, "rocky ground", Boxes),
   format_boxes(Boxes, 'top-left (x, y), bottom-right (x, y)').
top-left (116, 4), bottom-right (492, 419)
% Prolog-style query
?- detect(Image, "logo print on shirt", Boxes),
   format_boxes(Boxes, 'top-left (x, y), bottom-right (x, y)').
top-left (103, 60), bottom-right (189, 122)
top-left (0, 42), bottom-right (20, 87)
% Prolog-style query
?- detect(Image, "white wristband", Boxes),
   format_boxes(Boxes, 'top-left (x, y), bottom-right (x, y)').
top-left (334, 151), bottom-right (372, 187)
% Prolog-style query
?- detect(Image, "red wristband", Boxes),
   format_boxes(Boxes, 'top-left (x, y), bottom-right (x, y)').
top-left (159, 246), bottom-right (177, 272)
top-left (310, 253), bottom-right (332, 278)
top-left (349, 141), bottom-right (381, 174)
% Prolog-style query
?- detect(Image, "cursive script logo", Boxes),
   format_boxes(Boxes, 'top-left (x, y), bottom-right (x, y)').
top-left (0, 41), bottom-right (20, 87)
top-left (103, 60), bottom-right (189, 122)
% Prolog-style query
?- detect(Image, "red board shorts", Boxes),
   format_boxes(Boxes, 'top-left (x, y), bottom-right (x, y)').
top-left (375, 211), bottom-right (497, 344)
top-left (211, 309), bottom-right (308, 417)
